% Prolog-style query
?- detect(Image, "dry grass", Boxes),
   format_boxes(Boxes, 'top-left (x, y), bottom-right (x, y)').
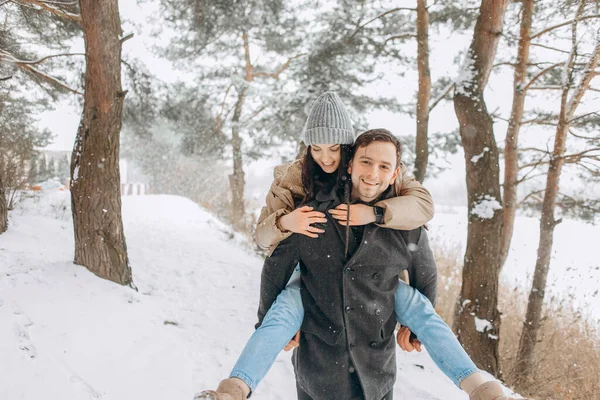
top-left (433, 246), bottom-right (600, 400)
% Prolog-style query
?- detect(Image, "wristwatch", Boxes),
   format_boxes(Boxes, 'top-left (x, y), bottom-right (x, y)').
top-left (373, 206), bottom-right (385, 224)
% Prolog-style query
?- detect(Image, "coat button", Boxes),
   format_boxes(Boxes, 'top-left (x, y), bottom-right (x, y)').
top-left (344, 267), bottom-right (352, 274)
top-left (345, 306), bottom-right (352, 313)
top-left (370, 341), bottom-right (377, 348)
top-left (372, 272), bottom-right (381, 280)
top-left (375, 309), bottom-right (381, 316)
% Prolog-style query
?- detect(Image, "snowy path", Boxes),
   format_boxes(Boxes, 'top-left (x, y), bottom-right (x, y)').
top-left (1, 194), bottom-right (508, 399)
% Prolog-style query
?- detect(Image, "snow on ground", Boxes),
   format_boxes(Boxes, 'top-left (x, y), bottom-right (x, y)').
top-left (1, 193), bottom-right (537, 399)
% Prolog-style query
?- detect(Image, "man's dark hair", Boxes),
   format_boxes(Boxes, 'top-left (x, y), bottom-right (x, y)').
top-left (353, 129), bottom-right (402, 169)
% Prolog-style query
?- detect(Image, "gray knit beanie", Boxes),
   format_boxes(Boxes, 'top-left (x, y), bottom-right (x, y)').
top-left (302, 92), bottom-right (355, 146)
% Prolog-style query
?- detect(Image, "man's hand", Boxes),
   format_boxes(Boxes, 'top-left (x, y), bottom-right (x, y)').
top-left (284, 330), bottom-right (300, 351)
top-left (396, 326), bottom-right (422, 352)
top-left (329, 204), bottom-right (377, 226)
top-left (279, 206), bottom-right (327, 238)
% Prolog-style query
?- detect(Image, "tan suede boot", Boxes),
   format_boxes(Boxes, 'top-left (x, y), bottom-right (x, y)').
top-left (194, 378), bottom-right (250, 400)
top-left (469, 381), bottom-right (531, 400)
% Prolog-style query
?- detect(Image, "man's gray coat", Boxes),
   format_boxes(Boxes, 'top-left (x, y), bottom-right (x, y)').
top-left (257, 187), bottom-right (438, 400)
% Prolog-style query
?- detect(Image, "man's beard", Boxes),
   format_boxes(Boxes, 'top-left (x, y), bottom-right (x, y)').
top-left (350, 179), bottom-right (391, 204)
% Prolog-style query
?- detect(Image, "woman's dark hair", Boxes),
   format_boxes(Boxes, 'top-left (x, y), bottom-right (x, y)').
top-left (300, 144), bottom-right (353, 204)
top-left (301, 144), bottom-right (354, 259)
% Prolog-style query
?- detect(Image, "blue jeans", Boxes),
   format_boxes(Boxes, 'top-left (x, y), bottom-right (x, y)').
top-left (230, 267), bottom-right (478, 391)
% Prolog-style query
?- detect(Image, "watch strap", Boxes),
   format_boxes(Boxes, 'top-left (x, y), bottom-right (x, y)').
top-left (373, 206), bottom-right (385, 224)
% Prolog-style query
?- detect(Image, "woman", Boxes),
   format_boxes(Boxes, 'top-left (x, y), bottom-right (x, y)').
top-left (198, 93), bottom-right (521, 400)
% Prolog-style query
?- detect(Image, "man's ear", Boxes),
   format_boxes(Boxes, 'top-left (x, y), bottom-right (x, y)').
top-left (389, 167), bottom-right (401, 185)
top-left (347, 159), bottom-right (353, 175)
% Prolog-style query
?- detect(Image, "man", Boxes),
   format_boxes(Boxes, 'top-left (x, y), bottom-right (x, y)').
top-left (200, 128), bottom-right (525, 400)
top-left (256, 129), bottom-right (436, 400)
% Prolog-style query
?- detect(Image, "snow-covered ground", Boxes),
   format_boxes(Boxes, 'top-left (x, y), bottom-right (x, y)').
top-left (3, 193), bottom-right (592, 399)
top-left (431, 205), bottom-right (600, 322)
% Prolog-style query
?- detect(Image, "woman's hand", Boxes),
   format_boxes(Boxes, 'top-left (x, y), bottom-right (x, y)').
top-left (278, 206), bottom-right (327, 238)
top-left (284, 331), bottom-right (300, 351)
top-left (329, 204), bottom-right (377, 226)
top-left (396, 326), bottom-right (422, 352)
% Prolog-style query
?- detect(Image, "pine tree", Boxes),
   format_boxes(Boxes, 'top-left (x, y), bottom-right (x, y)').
top-left (452, 0), bottom-right (509, 377)
top-left (57, 154), bottom-right (70, 183)
top-left (38, 156), bottom-right (50, 183)
top-left (28, 155), bottom-right (38, 185)
top-left (70, 0), bottom-right (132, 285)
top-left (514, 0), bottom-right (600, 386)
top-left (0, 0), bottom-right (80, 233)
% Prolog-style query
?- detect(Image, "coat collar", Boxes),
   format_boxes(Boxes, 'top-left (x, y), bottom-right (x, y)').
top-left (314, 182), bottom-right (395, 206)
top-left (312, 182), bottom-right (394, 259)
top-left (315, 183), bottom-right (342, 204)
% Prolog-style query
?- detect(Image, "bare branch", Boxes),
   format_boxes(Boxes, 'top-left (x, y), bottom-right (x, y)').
top-left (429, 82), bottom-right (455, 112)
top-left (120, 58), bottom-right (133, 72)
top-left (519, 147), bottom-right (552, 154)
top-left (384, 33), bottom-right (417, 46)
top-left (530, 43), bottom-right (570, 54)
top-left (523, 63), bottom-right (563, 92)
top-left (20, 63), bottom-right (81, 94)
top-left (13, 0), bottom-right (81, 23)
top-left (556, 192), bottom-right (600, 214)
top-left (241, 105), bottom-right (267, 124)
top-left (527, 85), bottom-right (565, 90)
top-left (531, 14), bottom-right (600, 40)
top-left (517, 144), bottom-right (553, 184)
top-left (493, 61), bottom-right (516, 68)
top-left (519, 157), bottom-right (551, 170)
top-left (517, 189), bottom-right (546, 208)
top-left (254, 53), bottom-right (306, 80)
top-left (24, 65), bottom-right (81, 94)
top-left (563, 148), bottom-right (600, 163)
top-left (0, 51), bottom-right (82, 94)
top-left (1, 52), bottom-right (84, 65)
top-left (0, 75), bottom-right (12, 81)
top-left (350, 7), bottom-right (416, 40)
top-left (569, 128), bottom-right (599, 140)
top-left (515, 171), bottom-right (547, 186)
top-left (215, 84), bottom-right (233, 133)
top-left (120, 33), bottom-right (134, 43)
top-left (521, 115), bottom-right (558, 125)
top-left (569, 111), bottom-right (600, 124)
top-left (578, 161), bottom-right (600, 176)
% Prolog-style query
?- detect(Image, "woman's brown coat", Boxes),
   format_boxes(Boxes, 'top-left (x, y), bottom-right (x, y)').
top-left (255, 159), bottom-right (435, 255)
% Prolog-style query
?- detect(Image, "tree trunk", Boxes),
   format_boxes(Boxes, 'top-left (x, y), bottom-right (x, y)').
top-left (414, 0), bottom-right (431, 183)
top-left (513, 121), bottom-right (566, 384)
top-left (514, 33), bottom-right (600, 386)
top-left (0, 99), bottom-right (6, 234)
top-left (229, 86), bottom-right (248, 232)
top-left (0, 174), bottom-right (7, 234)
top-left (500, 0), bottom-right (534, 268)
top-left (452, 0), bottom-right (509, 377)
top-left (70, 0), bottom-right (132, 285)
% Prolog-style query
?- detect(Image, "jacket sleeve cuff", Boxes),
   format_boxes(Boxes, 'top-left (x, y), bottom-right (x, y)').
top-left (255, 209), bottom-right (291, 252)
